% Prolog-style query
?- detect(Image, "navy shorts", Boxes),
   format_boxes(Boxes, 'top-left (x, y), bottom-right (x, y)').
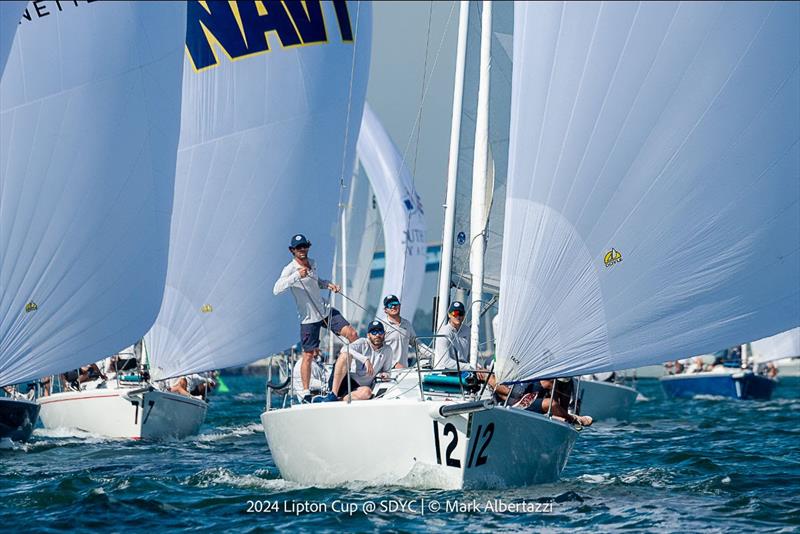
top-left (300, 308), bottom-right (350, 351)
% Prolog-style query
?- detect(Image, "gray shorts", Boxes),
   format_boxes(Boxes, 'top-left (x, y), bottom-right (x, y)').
top-left (300, 308), bottom-right (350, 351)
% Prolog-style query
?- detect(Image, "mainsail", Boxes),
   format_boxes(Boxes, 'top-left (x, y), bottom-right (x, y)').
top-left (497, 1), bottom-right (800, 383)
top-left (357, 103), bottom-right (426, 317)
top-left (0, 2), bottom-right (186, 386)
top-left (450, 1), bottom-right (513, 295)
top-left (146, 0), bottom-right (372, 379)
top-left (751, 328), bottom-right (800, 364)
top-left (0, 1), bottom-right (26, 77)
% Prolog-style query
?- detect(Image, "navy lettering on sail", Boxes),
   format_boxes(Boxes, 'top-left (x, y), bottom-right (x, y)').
top-left (186, 1), bottom-right (355, 72)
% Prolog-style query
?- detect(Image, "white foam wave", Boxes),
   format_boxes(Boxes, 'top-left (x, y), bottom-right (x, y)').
top-left (189, 467), bottom-right (302, 491)
top-left (194, 422), bottom-right (263, 443)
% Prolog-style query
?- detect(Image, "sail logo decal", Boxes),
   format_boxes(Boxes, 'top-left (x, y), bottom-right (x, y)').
top-left (456, 231), bottom-right (466, 246)
top-left (186, 0), bottom-right (355, 72)
top-left (25, 301), bottom-right (38, 313)
top-left (603, 248), bottom-right (622, 267)
top-left (201, 304), bottom-right (213, 313)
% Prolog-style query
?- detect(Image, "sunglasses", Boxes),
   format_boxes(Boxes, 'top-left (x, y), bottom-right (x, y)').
top-left (293, 244), bottom-right (310, 250)
top-left (368, 330), bottom-right (385, 336)
top-left (449, 311), bottom-right (464, 317)
top-left (385, 303), bottom-right (400, 309)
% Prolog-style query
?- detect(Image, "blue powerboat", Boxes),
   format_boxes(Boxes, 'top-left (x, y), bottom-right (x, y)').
top-left (660, 369), bottom-right (776, 400)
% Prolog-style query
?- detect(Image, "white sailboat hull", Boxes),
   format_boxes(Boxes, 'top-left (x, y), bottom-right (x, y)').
top-left (38, 387), bottom-right (206, 440)
top-left (261, 398), bottom-right (577, 489)
top-left (575, 380), bottom-right (639, 422)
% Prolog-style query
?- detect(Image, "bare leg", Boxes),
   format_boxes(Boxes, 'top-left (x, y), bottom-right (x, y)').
top-left (343, 386), bottom-right (373, 402)
top-left (300, 350), bottom-right (315, 391)
top-left (331, 354), bottom-right (352, 398)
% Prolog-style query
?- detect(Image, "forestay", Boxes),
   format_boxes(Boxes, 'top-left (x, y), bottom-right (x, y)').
top-left (451, 1), bottom-right (513, 295)
top-left (751, 328), bottom-right (800, 364)
top-left (497, 2), bottom-right (800, 383)
top-left (357, 103), bottom-right (426, 318)
top-left (0, 1), bottom-right (26, 77)
top-left (146, 0), bottom-right (372, 379)
top-left (0, 2), bottom-right (186, 386)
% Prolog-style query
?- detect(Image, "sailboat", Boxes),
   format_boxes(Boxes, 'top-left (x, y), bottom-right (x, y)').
top-left (1, 1), bottom-right (187, 441)
top-left (262, 0), bottom-right (798, 488)
top-left (140, 0), bottom-right (372, 437)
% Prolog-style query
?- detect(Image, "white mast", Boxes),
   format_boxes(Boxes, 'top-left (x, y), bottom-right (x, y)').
top-left (436, 1), bottom-right (470, 328)
top-left (469, 2), bottom-right (492, 367)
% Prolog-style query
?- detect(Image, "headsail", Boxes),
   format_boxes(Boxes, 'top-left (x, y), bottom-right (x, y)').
top-left (146, 0), bottom-right (372, 379)
top-left (0, 2), bottom-right (186, 386)
top-left (751, 328), bottom-right (800, 364)
top-left (450, 1), bottom-right (513, 295)
top-left (497, 2), bottom-right (800, 383)
top-left (357, 103), bottom-right (426, 318)
top-left (0, 1), bottom-right (26, 77)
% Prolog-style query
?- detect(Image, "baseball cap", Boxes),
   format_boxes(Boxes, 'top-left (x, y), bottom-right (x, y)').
top-left (383, 294), bottom-right (400, 307)
top-left (289, 234), bottom-right (311, 248)
top-left (367, 320), bottom-right (385, 334)
top-left (448, 301), bottom-right (465, 316)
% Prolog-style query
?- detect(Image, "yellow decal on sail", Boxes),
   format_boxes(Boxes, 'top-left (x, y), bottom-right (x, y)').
top-left (25, 301), bottom-right (38, 313)
top-left (201, 304), bottom-right (213, 313)
top-left (603, 248), bottom-right (622, 268)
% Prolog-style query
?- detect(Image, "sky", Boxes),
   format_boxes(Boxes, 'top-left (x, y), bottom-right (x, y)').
top-left (366, 1), bottom-right (459, 244)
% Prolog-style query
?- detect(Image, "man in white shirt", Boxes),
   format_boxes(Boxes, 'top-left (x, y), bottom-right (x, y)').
top-left (434, 301), bottom-right (470, 369)
top-left (328, 320), bottom-right (394, 401)
top-left (273, 234), bottom-right (358, 402)
top-left (381, 294), bottom-right (420, 368)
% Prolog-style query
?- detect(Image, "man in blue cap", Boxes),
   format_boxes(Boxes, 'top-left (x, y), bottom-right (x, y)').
top-left (433, 300), bottom-right (470, 369)
top-left (327, 320), bottom-right (394, 401)
top-left (273, 233), bottom-right (358, 401)
top-left (381, 294), bottom-right (420, 368)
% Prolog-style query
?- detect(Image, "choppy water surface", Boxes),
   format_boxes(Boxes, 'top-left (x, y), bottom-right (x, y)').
top-left (2, 376), bottom-right (798, 532)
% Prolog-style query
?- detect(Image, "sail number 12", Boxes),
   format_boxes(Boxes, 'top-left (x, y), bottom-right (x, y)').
top-left (432, 421), bottom-right (494, 468)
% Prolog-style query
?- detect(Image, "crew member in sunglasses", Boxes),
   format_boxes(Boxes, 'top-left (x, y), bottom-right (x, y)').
top-left (326, 320), bottom-right (394, 401)
top-left (433, 301), bottom-right (470, 370)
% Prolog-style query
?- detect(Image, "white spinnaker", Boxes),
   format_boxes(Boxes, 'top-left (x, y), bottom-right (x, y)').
top-left (0, 1), bottom-right (26, 77)
top-left (146, 1), bottom-right (372, 379)
top-left (497, 1), bottom-right (800, 383)
top-left (357, 103), bottom-right (426, 318)
top-left (751, 328), bottom-right (800, 364)
top-left (0, 2), bottom-right (186, 386)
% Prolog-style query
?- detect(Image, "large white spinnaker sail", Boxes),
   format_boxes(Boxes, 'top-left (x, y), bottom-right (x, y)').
top-left (751, 328), bottom-right (800, 364)
top-left (146, 0), bottom-right (372, 379)
top-left (0, 1), bottom-right (26, 77)
top-left (357, 103), bottom-right (426, 318)
top-left (0, 2), bottom-right (186, 386)
top-left (496, 1), bottom-right (800, 383)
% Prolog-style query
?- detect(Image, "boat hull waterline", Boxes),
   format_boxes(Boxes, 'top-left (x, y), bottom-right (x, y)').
top-left (38, 387), bottom-right (207, 439)
top-left (261, 398), bottom-right (578, 489)
top-left (0, 397), bottom-right (40, 442)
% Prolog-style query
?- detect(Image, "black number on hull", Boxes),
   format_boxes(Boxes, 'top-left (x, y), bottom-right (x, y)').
top-left (432, 421), bottom-right (461, 467)
top-left (475, 423), bottom-right (494, 466)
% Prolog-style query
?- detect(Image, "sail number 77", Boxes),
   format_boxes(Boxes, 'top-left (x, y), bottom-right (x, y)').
top-left (432, 421), bottom-right (494, 468)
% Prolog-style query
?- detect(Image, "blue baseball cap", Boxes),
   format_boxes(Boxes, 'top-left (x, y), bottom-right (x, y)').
top-left (448, 301), bottom-right (465, 315)
top-left (383, 294), bottom-right (400, 307)
top-left (367, 320), bottom-right (385, 334)
top-left (289, 234), bottom-right (311, 248)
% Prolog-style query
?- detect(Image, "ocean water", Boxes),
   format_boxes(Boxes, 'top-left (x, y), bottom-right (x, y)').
top-left (1, 376), bottom-right (798, 533)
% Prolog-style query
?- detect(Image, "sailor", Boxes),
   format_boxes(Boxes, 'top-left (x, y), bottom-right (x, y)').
top-left (433, 301), bottom-right (470, 369)
top-left (273, 233), bottom-right (358, 402)
top-left (381, 294), bottom-right (425, 368)
top-left (169, 373), bottom-right (216, 398)
top-left (327, 320), bottom-right (393, 401)
top-left (509, 379), bottom-right (593, 426)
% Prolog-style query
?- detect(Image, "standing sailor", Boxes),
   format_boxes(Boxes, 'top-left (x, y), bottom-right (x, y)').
top-left (381, 294), bottom-right (422, 368)
top-left (273, 234), bottom-right (358, 402)
top-left (434, 301), bottom-right (470, 369)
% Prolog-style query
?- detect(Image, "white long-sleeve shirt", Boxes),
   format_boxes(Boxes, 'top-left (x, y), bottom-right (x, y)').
top-left (383, 316), bottom-right (417, 367)
top-left (273, 259), bottom-right (331, 324)
top-left (434, 321), bottom-right (470, 370)
top-left (342, 337), bottom-right (394, 386)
